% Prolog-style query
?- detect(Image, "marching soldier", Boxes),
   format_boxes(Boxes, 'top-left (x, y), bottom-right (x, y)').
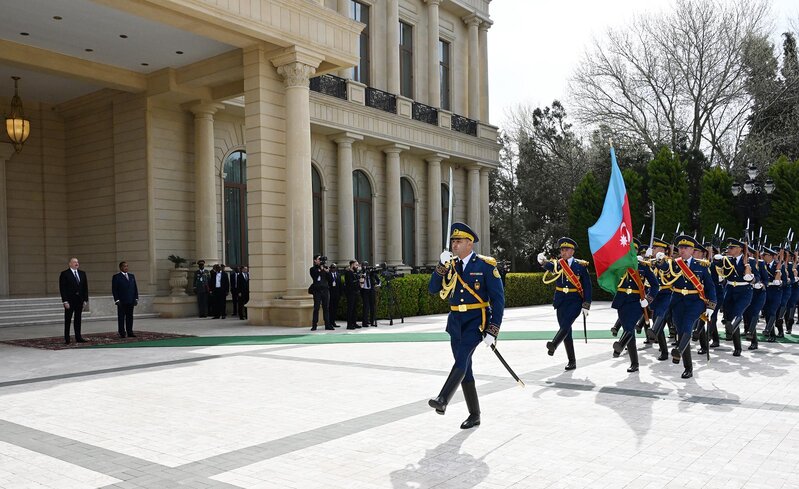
top-left (717, 238), bottom-right (756, 357)
top-left (774, 245), bottom-right (792, 339)
top-left (428, 222), bottom-right (505, 429)
top-left (668, 235), bottom-right (716, 378)
top-left (761, 246), bottom-right (781, 343)
top-left (706, 242), bottom-right (726, 348)
top-left (645, 237), bottom-right (677, 360)
top-left (611, 238), bottom-right (658, 372)
top-left (537, 237), bottom-right (592, 371)
top-left (741, 243), bottom-right (767, 349)
top-left (786, 246), bottom-right (799, 335)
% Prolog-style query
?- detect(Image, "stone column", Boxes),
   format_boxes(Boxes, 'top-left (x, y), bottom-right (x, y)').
top-left (272, 49), bottom-right (323, 300)
top-left (466, 165), bottom-right (481, 253)
top-left (464, 15), bottom-right (481, 120)
top-left (386, 0), bottom-right (400, 94)
top-left (0, 146), bottom-right (13, 296)
top-left (426, 0), bottom-right (441, 107)
top-left (337, 0), bottom-right (353, 79)
top-left (426, 154), bottom-right (448, 265)
top-left (479, 20), bottom-right (492, 122)
top-left (190, 102), bottom-right (224, 264)
top-left (384, 144), bottom-right (408, 266)
top-left (480, 168), bottom-right (491, 255)
top-left (332, 132), bottom-right (363, 262)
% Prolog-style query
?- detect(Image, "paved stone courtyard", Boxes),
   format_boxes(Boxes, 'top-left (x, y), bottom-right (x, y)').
top-left (1, 303), bottom-right (798, 488)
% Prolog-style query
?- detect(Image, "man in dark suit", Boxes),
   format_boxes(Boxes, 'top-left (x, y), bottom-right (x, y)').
top-left (112, 261), bottom-right (139, 338)
top-left (238, 266), bottom-right (249, 319)
top-left (230, 267), bottom-right (241, 318)
top-left (344, 260), bottom-right (361, 329)
top-left (59, 257), bottom-right (89, 344)
top-left (209, 264), bottom-right (230, 319)
top-left (309, 255), bottom-right (333, 331)
top-left (328, 263), bottom-right (341, 328)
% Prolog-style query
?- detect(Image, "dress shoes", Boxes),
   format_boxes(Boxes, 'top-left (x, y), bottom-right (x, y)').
top-left (564, 362), bottom-right (576, 371)
top-left (697, 348), bottom-right (708, 355)
top-left (460, 414), bottom-right (481, 429)
top-left (732, 349), bottom-right (742, 357)
top-left (76, 338), bottom-right (88, 343)
top-left (748, 344), bottom-right (758, 350)
top-left (118, 333), bottom-right (127, 338)
top-left (325, 326), bottom-right (335, 330)
top-left (128, 333), bottom-right (136, 338)
top-left (346, 326), bottom-right (357, 330)
top-left (333, 323), bottom-right (340, 328)
top-left (681, 370), bottom-right (693, 379)
top-left (709, 341), bottom-right (720, 348)
top-left (627, 364), bottom-right (639, 373)
top-left (657, 351), bottom-right (669, 361)
top-left (310, 326), bottom-right (317, 331)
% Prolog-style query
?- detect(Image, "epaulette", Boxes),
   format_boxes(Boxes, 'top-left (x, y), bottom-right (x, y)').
top-left (477, 254), bottom-right (497, 266)
top-left (575, 259), bottom-right (589, 266)
top-left (697, 258), bottom-right (710, 267)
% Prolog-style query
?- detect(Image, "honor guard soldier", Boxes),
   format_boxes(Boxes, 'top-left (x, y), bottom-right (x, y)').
top-left (611, 238), bottom-right (658, 372)
top-left (645, 237), bottom-right (677, 360)
top-left (774, 245), bottom-right (792, 339)
top-left (705, 242), bottom-right (726, 348)
top-left (741, 243), bottom-right (766, 349)
top-left (786, 246), bottom-right (799, 335)
top-left (668, 235), bottom-right (716, 378)
top-left (428, 222), bottom-right (505, 429)
top-left (761, 246), bottom-right (781, 343)
top-left (717, 238), bottom-right (756, 356)
top-left (537, 237), bottom-right (592, 371)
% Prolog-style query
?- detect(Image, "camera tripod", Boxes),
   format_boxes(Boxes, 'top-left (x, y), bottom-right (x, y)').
top-left (380, 276), bottom-right (405, 325)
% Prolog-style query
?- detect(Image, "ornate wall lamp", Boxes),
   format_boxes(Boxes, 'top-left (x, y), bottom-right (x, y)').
top-left (5, 77), bottom-right (31, 153)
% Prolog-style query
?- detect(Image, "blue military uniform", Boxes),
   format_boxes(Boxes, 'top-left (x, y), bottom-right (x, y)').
top-left (742, 250), bottom-right (768, 350)
top-left (720, 238), bottom-right (756, 356)
top-left (786, 251), bottom-right (799, 334)
top-left (540, 237), bottom-right (592, 370)
top-left (667, 235), bottom-right (717, 378)
top-left (611, 245), bottom-right (659, 372)
top-left (761, 248), bottom-right (782, 342)
top-left (428, 222), bottom-right (505, 430)
top-left (645, 238), bottom-right (676, 359)
top-left (775, 246), bottom-right (792, 338)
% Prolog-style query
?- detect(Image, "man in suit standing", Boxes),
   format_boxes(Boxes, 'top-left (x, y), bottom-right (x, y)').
top-left (230, 267), bottom-right (241, 318)
top-left (328, 263), bottom-right (341, 328)
top-left (344, 260), bottom-right (361, 329)
top-left (112, 261), bottom-right (139, 338)
top-left (59, 257), bottom-right (89, 344)
top-left (193, 260), bottom-right (210, 317)
top-left (209, 264), bottom-right (230, 319)
top-left (238, 266), bottom-right (249, 319)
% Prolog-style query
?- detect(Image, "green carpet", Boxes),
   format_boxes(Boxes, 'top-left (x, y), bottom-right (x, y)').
top-left (90, 331), bottom-right (799, 348)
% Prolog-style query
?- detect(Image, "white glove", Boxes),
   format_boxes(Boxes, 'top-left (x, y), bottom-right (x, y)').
top-left (743, 273), bottom-right (754, 281)
top-left (645, 247), bottom-right (653, 258)
top-left (582, 307), bottom-right (590, 318)
top-left (439, 250), bottom-right (453, 265)
top-left (714, 254), bottom-right (724, 260)
top-left (483, 334), bottom-right (495, 348)
top-left (773, 279), bottom-right (782, 286)
top-left (639, 298), bottom-right (649, 308)
top-left (705, 308), bottom-right (715, 317)
top-left (753, 282), bottom-right (763, 289)
top-left (637, 255), bottom-right (645, 263)
top-left (656, 252), bottom-right (665, 260)
top-left (537, 252), bottom-right (546, 265)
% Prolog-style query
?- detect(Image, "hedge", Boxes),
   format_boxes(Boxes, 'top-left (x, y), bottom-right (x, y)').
top-left (335, 272), bottom-right (613, 320)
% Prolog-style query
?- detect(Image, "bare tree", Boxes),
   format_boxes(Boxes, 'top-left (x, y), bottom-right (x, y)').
top-left (570, 0), bottom-right (770, 169)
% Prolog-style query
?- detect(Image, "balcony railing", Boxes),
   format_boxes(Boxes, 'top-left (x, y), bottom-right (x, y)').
top-left (309, 74), bottom-right (347, 100)
top-left (365, 87), bottom-right (397, 114)
top-left (412, 101), bottom-right (439, 126)
top-left (451, 113), bottom-right (478, 136)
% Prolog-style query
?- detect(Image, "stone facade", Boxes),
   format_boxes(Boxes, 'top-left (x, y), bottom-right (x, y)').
top-left (0, 0), bottom-right (498, 326)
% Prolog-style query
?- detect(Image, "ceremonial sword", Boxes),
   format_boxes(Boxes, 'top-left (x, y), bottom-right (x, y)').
top-left (490, 344), bottom-right (525, 387)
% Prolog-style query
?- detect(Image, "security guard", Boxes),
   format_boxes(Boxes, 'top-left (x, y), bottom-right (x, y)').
top-left (645, 237), bottom-right (676, 360)
top-left (668, 235), bottom-right (716, 378)
top-left (611, 238), bottom-right (658, 372)
top-left (717, 238), bottom-right (756, 356)
top-left (537, 237), bottom-right (592, 371)
top-left (428, 222), bottom-right (505, 430)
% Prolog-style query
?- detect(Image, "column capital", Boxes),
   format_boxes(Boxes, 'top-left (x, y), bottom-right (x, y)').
top-left (478, 19), bottom-right (493, 32)
top-left (187, 101), bottom-right (225, 116)
top-left (424, 153), bottom-right (450, 164)
top-left (271, 46), bottom-right (324, 88)
top-left (329, 132), bottom-right (364, 145)
top-left (466, 163), bottom-right (482, 172)
top-left (382, 143), bottom-right (410, 155)
top-left (424, 0), bottom-right (442, 6)
top-left (463, 14), bottom-right (482, 27)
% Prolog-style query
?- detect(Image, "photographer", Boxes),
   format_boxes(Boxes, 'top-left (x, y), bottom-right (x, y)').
top-left (309, 254), bottom-right (333, 331)
top-left (359, 261), bottom-right (379, 327)
top-left (344, 260), bottom-right (361, 329)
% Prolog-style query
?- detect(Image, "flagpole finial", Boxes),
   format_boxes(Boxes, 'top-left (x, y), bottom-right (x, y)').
top-left (608, 137), bottom-right (613, 147)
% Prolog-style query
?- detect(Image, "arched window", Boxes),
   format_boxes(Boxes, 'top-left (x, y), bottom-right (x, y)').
top-left (353, 170), bottom-right (373, 264)
top-left (312, 166), bottom-right (324, 255)
top-left (401, 178), bottom-right (416, 265)
top-left (224, 150), bottom-right (247, 267)
top-left (441, 183), bottom-right (450, 250)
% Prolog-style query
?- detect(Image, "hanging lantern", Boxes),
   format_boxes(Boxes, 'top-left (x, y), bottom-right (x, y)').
top-left (5, 77), bottom-right (30, 153)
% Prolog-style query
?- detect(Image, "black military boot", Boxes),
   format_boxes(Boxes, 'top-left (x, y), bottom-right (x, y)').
top-left (635, 315), bottom-right (646, 334)
top-left (697, 325), bottom-right (708, 355)
top-left (749, 318), bottom-right (759, 350)
top-left (691, 319), bottom-right (702, 342)
top-left (646, 315), bottom-right (662, 342)
top-left (429, 367), bottom-right (466, 415)
top-left (681, 347), bottom-right (693, 379)
top-left (610, 318), bottom-right (621, 337)
top-left (460, 381), bottom-right (481, 429)
top-left (627, 337), bottom-right (639, 372)
top-left (547, 328), bottom-right (568, 356)
top-left (673, 333), bottom-right (690, 364)
top-left (786, 308), bottom-right (794, 335)
top-left (732, 330), bottom-right (742, 357)
top-left (657, 330), bottom-right (669, 361)
top-left (564, 335), bottom-right (576, 370)
top-left (765, 315), bottom-right (777, 343)
top-left (776, 316), bottom-right (785, 338)
top-left (723, 319), bottom-right (732, 341)
top-left (613, 331), bottom-right (631, 358)
top-left (709, 319), bottom-right (720, 347)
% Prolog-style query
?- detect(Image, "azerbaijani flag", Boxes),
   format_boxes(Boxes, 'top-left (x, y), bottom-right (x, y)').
top-left (588, 147), bottom-right (638, 294)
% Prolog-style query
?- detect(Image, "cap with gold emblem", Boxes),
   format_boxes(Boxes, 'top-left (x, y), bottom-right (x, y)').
top-left (450, 222), bottom-right (479, 243)
top-left (674, 234), bottom-right (699, 249)
top-left (557, 237), bottom-right (577, 249)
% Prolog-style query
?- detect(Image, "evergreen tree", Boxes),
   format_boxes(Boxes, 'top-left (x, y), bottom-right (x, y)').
top-left (647, 147), bottom-right (690, 240)
top-left (568, 172), bottom-right (605, 256)
top-left (765, 157), bottom-right (799, 245)
top-left (699, 168), bottom-right (739, 243)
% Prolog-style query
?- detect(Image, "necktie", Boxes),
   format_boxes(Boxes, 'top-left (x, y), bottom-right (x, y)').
top-left (74, 270), bottom-right (79, 282)
top-left (456, 260), bottom-right (464, 276)
top-left (124, 273), bottom-right (128, 280)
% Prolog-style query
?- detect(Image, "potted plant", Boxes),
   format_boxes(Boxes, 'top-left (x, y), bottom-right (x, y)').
top-left (167, 255), bottom-right (189, 296)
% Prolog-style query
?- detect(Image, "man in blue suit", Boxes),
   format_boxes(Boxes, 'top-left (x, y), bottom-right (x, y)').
top-left (112, 261), bottom-right (139, 338)
top-left (537, 237), bottom-right (592, 371)
top-left (428, 222), bottom-right (505, 430)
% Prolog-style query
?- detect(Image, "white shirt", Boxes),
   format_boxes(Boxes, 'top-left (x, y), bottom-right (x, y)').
top-left (215, 272), bottom-right (222, 287)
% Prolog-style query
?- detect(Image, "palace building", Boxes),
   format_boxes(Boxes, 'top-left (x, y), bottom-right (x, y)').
top-left (0, 0), bottom-right (499, 325)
